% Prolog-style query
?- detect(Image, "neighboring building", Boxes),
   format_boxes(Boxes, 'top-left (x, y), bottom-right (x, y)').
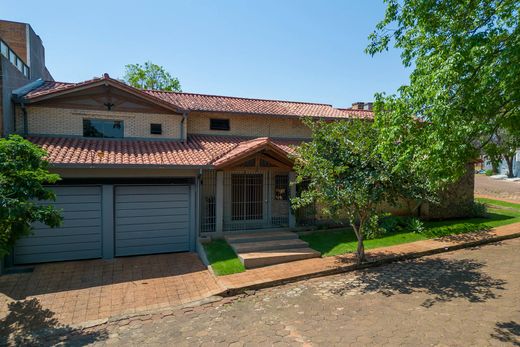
top-left (482, 151), bottom-right (520, 177)
top-left (0, 19), bottom-right (52, 136)
top-left (6, 73), bottom-right (379, 265)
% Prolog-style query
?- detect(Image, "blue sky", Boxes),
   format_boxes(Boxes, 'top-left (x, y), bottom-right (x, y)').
top-left (3, 0), bottom-right (409, 108)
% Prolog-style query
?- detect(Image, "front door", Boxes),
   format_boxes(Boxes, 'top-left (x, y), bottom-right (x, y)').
top-left (231, 173), bottom-right (264, 222)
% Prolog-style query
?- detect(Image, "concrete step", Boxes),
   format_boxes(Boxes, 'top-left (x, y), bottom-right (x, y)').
top-left (224, 231), bottom-right (299, 244)
top-left (238, 248), bottom-right (321, 268)
top-left (230, 238), bottom-right (310, 254)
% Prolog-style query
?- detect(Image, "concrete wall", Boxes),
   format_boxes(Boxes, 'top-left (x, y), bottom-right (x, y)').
top-left (18, 106), bottom-right (184, 139)
top-left (188, 111), bottom-right (312, 139)
top-left (1, 56), bottom-right (30, 136)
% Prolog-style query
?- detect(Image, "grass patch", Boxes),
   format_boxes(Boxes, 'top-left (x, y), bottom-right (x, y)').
top-left (203, 239), bottom-right (245, 276)
top-left (301, 198), bottom-right (520, 257)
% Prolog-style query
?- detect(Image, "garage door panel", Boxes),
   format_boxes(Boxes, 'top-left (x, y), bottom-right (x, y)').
top-left (115, 185), bottom-right (191, 256)
top-left (116, 207), bottom-right (189, 218)
top-left (115, 221), bottom-right (188, 232)
top-left (116, 201), bottom-right (189, 210)
top-left (16, 233), bottom-right (101, 246)
top-left (115, 214), bottom-right (189, 226)
top-left (117, 185), bottom-right (189, 195)
top-left (15, 249), bottom-right (104, 264)
top-left (14, 186), bottom-right (102, 264)
top-left (115, 243), bottom-right (189, 257)
top-left (116, 228), bottom-right (190, 240)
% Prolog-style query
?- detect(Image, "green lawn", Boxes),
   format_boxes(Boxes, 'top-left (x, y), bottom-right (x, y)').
top-left (202, 239), bottom-right (245, 276)
top-left (301, 198), bottom-right (520, 257)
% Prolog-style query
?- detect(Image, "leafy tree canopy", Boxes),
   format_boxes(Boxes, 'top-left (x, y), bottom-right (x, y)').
top-left (291, 119), bottom-right (431, 263)
top-left (123, 61), bottom-right (182, 92)
top-left (367, 0), bottom-right (519, 190)
top-left (0, 135), bottom-right (62, 256)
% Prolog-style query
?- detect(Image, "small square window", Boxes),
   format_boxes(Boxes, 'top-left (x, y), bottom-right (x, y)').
top-left (210, 118), bottom-right (230, 131)
top-left (150, 123), bottom-right (162, 135)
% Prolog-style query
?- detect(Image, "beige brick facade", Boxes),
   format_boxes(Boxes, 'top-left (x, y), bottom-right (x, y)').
top-left (19, 106), bottom-right (183, 139)
top-left (187, 112), bottom-right (312, 139)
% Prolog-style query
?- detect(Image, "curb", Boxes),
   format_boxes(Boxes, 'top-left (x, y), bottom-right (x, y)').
top-left (216, 230), bottom-right (520, 297)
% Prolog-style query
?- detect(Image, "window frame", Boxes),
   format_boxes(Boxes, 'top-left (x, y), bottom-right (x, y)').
top-left (82, 118), bottom-right (124, 139)
top-left (210, 118), bottom-right (230, 131)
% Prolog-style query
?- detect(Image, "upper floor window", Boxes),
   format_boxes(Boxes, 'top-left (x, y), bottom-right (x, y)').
top-left (83, 119), bottom-right (124, 138)
top-left (210, 118), bottom-right (230, 131)
top-left (150, 123), bottom-right (162, 135)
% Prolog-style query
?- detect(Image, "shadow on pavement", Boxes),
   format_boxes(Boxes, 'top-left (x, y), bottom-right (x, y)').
top-left (330, 257), bottom-right (507, 308)
top-left (491, 321), bottom-right (520, 346)
top-left (0, 298), bottom-right (107, 346)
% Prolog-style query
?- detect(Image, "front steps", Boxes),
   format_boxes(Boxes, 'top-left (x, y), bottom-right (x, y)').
top-left (225, 231), bottom-right (320, 268)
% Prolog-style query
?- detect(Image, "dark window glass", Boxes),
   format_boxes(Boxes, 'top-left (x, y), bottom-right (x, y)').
top-left (83, 119), bottom-right (124, 138)
top-left (150, 123), bottom-right (162, 134)
top-left (275, 175), bottom-right (289, 200)
top-left (210, 118), bottom-right (230, 131)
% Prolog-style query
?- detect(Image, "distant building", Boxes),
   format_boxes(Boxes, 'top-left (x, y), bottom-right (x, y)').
top-left (0, 19), bottom-right (52, 136)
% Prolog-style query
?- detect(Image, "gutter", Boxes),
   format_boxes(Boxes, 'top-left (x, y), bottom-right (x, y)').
top-left (180, 112), bottom-right (188, 142)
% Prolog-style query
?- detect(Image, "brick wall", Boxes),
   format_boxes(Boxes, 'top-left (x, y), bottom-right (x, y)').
top-left (187, 111), bottom-right (312, 139)
top-left (0, 21), bottom-right (27, 63)
top-left (18, 106), bottom-right (183, 139)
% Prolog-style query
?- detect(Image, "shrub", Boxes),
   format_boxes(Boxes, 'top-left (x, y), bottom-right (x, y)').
top-left (485, 169), bottom-right (494, 176)
top-left (408, 218), bottom-right (425, 234)
top-left (470, 201), bottom-right (488, 218)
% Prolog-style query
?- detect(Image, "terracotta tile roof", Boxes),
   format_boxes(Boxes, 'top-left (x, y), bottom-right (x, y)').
top-left (22, 76), bottom-right (374, 120)
top-left (145, 90), bottom-right (365, 119)
top-left (28, 135), bottom-right (302, 167)
top-left (212, 137), bottom-right (301, 168)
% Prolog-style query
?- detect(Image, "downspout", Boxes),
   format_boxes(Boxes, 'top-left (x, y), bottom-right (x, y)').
top-left (180, 112), bottom-right (188, 142)
top-left (21, 102), bottom-right (28, 137)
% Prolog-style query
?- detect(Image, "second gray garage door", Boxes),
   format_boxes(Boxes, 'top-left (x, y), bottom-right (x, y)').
top-left (115, 185), bottom-right (192, 256)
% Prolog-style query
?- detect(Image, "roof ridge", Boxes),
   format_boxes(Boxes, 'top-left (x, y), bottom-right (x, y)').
top-left (146, 89), bottom-right (333, 107)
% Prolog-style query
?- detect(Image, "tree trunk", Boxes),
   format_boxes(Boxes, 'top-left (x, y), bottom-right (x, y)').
top-left (504, 155), bottom-right (514, 178)
top-left (356, 236), bottom-right (366, 265)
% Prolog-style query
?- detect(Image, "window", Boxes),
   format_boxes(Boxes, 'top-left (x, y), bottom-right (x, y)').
top-left (231, 174), bottom-right (263, 220)
top-left (9, 49), bottom-right (16, 65)
top-left (210, 118), bottom-right (230, 131)
top-left (150, 123), bottom-right (162, 135)
top-left (0, 41), bottom-right (7, 57)
top-left (83, 119), bottom-right (124, 138)
top-left (274, 175), bottom-right (289, 200)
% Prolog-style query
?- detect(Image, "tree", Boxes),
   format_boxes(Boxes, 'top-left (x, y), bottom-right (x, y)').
top-left (123, 61), bottom-right (182, 92)
top-left (367, 0), bottom-right (520, 190)
top-left (483, 114), bottom-right (520, 177)
top-left (0, 135), bottom-right (62, 256)
top-left (291, 119), bottom-right (430, 264)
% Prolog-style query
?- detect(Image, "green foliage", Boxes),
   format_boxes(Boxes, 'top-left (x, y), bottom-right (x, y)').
top-left (123, 61), bottom-right (182, 92)
top-left (485, 169), bottom-right (494, 176)
top-left (291, 119), bottom-right (432, 262)
top-left (0, 135), bottom-right (62, 257)
top-left (470, 201), bottom-right (488, 218)
top-left (407, 218), bottom-right (425, 234)
top-left (367, 0), bottom-right (520, 190)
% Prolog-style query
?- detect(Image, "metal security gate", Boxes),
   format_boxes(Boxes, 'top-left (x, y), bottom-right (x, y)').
top-left (14, 186), bottom-right (103, 264)
top-left (114, 185), bottom-right (192, 256)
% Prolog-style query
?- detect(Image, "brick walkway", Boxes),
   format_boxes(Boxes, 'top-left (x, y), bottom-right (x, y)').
top-left (218, 222), bottom-right (520, 292)
top-left (0, 253), bottom-right (223, 326)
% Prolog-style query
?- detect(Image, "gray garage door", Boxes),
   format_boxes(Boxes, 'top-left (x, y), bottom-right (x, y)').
top-left (14, 186), bottom-right (103, 264)
top-left (115, 185), bottom-right (192, 256)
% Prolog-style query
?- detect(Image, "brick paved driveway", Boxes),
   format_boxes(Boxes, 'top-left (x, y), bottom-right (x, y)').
top-left (52, 237), bottom-right (520, 347)
top-left (0, 252), bottom-right (223, 335)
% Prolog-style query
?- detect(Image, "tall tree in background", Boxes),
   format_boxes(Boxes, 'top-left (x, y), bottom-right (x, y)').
top-left (367, 0), bottom-right (519, 190)
top-left (123, 61), bottom-right (182, 92)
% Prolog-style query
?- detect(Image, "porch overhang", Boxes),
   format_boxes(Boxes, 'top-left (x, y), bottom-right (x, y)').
top-left (212, 137), bottom-right (294, 170)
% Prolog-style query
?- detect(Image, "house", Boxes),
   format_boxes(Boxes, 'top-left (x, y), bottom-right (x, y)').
top-left (482, 151), bottom-right (520, 178)
top-left (6, 73), bottom-right (376, 265)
